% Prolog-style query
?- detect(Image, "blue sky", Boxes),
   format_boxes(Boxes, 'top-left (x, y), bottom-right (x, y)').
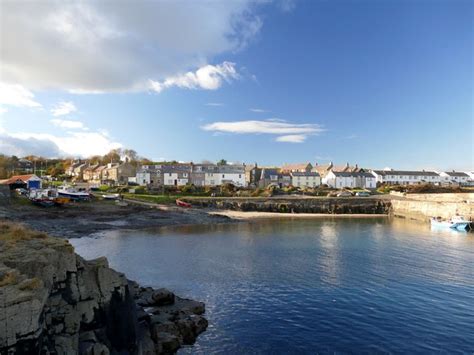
top-left (0, 0), bottom-right (472, 170)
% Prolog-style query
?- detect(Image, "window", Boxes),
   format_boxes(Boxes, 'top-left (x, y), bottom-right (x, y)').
top-left (183, 173), bottom-right (188, 177)
top-left (222, 174), bottom-right (225, 178)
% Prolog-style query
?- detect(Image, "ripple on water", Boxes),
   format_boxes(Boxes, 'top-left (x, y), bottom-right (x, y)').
top-left (69, 219), bottom-right (474, 354)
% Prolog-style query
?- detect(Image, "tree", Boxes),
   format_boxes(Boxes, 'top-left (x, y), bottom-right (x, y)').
top-left (217, 159), bottom-right (227, 166)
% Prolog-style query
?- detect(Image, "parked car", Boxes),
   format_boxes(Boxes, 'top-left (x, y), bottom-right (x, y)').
top-left (355, 191), bottom-right (371, 197)
top-left (337, 191), bottom-right (353, 197)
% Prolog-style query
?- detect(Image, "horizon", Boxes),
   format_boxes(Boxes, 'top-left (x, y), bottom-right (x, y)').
top-left (0, 0), bottom-right (473, 171)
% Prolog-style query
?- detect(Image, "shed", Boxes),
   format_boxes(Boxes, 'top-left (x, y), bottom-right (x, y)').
top-left (0, 174), bottom-right (42, 190)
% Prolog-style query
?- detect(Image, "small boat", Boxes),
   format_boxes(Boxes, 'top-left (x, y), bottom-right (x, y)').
top-left (57, 186), bottom-right (90, 201)
top-left (430, 216), bottom-right (472, 231)
top-left (103, 193), bottom-right (120, 200)
top-left (28, 189), bottom-right (70, 207)
top-left (176, 199), bottom-right (192, 208)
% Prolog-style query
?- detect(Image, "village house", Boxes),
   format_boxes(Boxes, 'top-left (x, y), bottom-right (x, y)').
top-left (439, 171), bottom-right (470, 185)
top-left (291, 172), bottom-right (321, 188)
top-left (136, 165), bottom-right (162, 187)
top-left (82, 164), bottom-right (99, 182)
top-left (258, 168), bottom-right (291, 188)
top-left (190, 163), bottom-right (215, 187)
top-left (0, 174), bottom-right (42, 190)
top-left (102, 162), bottom-right (136, 185)
top-left (281, 162), bottom-right (313, 173)
top-left (205, 164), bottom-right (245, 187)
top-left (313, 162), bottom-right (363, 178)
top-left (371, 169), bottom-right (441, 185)
top-left (162, 164), bottom-right (192, 186)
top-left (244, 163), bottom-right (262, 187)
top-left (91, 165), bottom-right (106, 185)
top-left (323, 171), bottom-right (376, 189)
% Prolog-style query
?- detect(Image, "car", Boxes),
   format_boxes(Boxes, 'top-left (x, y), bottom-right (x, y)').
top-left (355, 191), bottom-right (371, 197)
top-left (336, 191), bottom-right (353, 197)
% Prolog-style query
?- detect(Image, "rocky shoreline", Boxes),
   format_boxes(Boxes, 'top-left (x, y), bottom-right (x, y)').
top-left (0, 199), bottom-right (233, 239)
top-left (0, 222), bottom-right (208, 354)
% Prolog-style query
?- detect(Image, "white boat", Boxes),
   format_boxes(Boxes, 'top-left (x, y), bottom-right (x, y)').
top-left (430, 216), bottom-right (472, 231)
top-left (102, 193), bottom-right (120, 200)
top-left (57, 186), bottom-right (90, 200)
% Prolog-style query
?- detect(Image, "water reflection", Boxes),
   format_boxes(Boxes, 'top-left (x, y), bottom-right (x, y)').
top-left (70, 218), bottom-right (474, 354)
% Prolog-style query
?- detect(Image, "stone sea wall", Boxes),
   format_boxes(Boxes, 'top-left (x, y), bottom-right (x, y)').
top-left (186, 197), bottom-right (391, 215)
top-left (0, 223), bottom-right (207, 354)
top-left (391, 193), bottom-right (474, 221)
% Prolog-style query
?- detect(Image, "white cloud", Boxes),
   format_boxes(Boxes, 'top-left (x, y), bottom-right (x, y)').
top-left (2, 131), bottom-right (122, 157)
top-left (202, 119), bottom-right (324, 143)
top-left (249, 108), bottom-right (268, 113)
top-left (50, 118), bottom-right (85, 129)
top-left (0, 83), bottom-right (42, 108)
top-left (149, 62), bottom-right (238, 93)
top-left (275, 134), bottom-right (307, 143)
top-left (1, 1), bottom-right (263, 93)
top-left (0, 107), bottom-right (7, 115)
top-left (0, 118), bottom-right (121, 157)
top-left (51, 101), bottom-right (77, 116)
top-left (206, 103), bottom-right (224, 107)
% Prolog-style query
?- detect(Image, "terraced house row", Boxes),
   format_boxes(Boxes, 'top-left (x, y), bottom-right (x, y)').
top-left (63, 159), bottom-right (473, 189)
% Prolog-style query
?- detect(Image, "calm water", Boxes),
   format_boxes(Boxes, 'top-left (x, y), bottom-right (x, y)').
top-left (70, 218), bottom-right (474, 354)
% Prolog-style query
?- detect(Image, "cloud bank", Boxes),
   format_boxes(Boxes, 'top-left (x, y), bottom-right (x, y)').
top-left (1, 1), bottom-right (261, 93)
top-left (202, 119), bottom-right (324, 143)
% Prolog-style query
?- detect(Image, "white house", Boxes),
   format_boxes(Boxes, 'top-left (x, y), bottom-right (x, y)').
top-left (136, 165), bottom-right (162, 186)
top-left (371, 170), bottom-right (441, 185)
top-left (439, 171), bottom-right (470, 185)
top-left (324, 171), bottom-right (376, 189)
top-left (204, 164), bottom-right (245, 187)
top-left (291, 172), bottom-right (321, 188)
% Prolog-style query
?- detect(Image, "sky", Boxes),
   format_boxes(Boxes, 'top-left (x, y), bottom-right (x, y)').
top-left (0, 0), bottom-right (472, 170)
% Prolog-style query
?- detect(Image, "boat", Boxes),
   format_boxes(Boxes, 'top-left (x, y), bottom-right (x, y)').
top-left (28, 189), bottom-right (70, 207)
top-left (103, 193), bottom-right (120, 200)
top-left (430, 216), bottom-right (472, 231)
top-left (57, 186), bottom-right (90, 201)
top-left (176, 199), bottom-right (192, 208)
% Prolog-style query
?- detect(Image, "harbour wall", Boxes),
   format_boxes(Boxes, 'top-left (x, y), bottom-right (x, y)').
top-left (186, 197), bottom-right (391, 215)
top-left (390, 193), bottom-right (474, 222)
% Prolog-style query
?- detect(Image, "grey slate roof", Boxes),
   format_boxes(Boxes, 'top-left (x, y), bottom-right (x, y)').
top-left (332, 171), bottom-right (375, 178)
top-left (291, 172), bottom-right (320, 177)
top-left (443, 171), bottom-right (469, 177)
top-left (372, 170), bottom-right (439, 177)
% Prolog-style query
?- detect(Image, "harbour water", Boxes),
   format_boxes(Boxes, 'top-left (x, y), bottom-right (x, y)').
top-left (70, 218), bottom-right (474, 354)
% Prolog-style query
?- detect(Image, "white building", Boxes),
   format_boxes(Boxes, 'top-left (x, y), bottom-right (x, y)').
top-left (371, 170), bottom-right (441, 185)
top-left (291, 172), bottom-right (321, 188)
top-left (204, 164), bottom-right (245, 187)
top-left (324, 171), bottom-right (376, 189)
top-left (439, 171), bottom-right (470, 185)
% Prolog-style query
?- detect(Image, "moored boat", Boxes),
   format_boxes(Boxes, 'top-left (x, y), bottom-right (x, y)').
top-left (57, 186), bottom-right (90, 201)
top-left (28, 189), bottom-right (70, 207)
top-left (176, 199), bottom-right (192, 208)
top-left (430, 216), bottom-right (472, 231)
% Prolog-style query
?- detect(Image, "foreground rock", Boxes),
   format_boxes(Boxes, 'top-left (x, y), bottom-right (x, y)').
top-left (0, 222), bottom-right (207, 354)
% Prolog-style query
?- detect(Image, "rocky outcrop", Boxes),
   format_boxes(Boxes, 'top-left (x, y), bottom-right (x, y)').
top-left (187, 197), bottom-right (391, 215)
top-left (0, 223), bottom-right (207, 354)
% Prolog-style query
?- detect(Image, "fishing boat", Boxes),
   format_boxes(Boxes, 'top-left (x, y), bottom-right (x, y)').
top-left (57, 186), bottom-right (90, 201)
top-left (28, 189), bottom-right (70, 207)
top-left (176, 199), bottom-right (192, 208)
top-left (430, 216), bottom-right (472, 231)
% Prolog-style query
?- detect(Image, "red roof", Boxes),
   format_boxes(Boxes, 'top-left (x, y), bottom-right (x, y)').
top-left (1, 174), bottom-right (38, 185)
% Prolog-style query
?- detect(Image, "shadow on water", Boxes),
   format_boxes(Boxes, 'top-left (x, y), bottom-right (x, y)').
top-left (70, 218), bottom-right (474, 354)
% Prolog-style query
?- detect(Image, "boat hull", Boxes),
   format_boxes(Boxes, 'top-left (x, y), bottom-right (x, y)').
top-left (431, 219), bottom-right (471, 231)
top-left (58, 191), bottom-right (90, 201)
